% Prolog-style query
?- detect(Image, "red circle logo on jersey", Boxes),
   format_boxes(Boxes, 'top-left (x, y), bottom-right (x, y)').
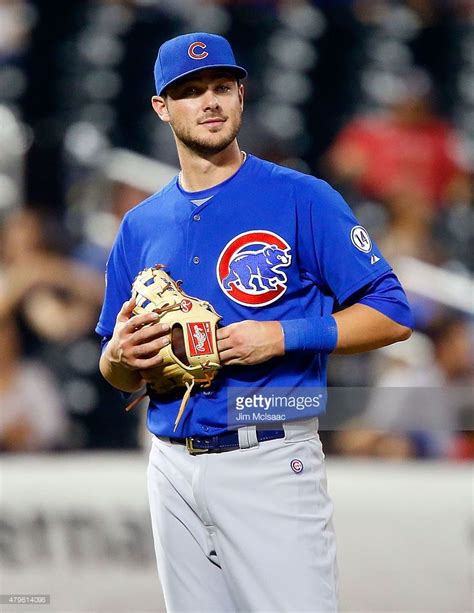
top-left (216, 230), bottom-right (292, 307)
top-left (188, 42), bottom-right (208, 60)
top-left (180, 299), bottom-right (193, 312)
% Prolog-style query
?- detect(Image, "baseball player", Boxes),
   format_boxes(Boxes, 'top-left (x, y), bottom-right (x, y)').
top-left (97, 33), bottom-right (413, 612)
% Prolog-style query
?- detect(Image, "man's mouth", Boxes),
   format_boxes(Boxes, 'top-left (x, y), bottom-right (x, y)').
top-left (200, 117), bottom-right (226, 126)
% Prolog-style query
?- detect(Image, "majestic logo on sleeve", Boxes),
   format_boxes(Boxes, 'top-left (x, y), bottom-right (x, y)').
top-left (188, 42), bottom-right (208, 60)
top-left (217, 230), bottom-right (292, 307)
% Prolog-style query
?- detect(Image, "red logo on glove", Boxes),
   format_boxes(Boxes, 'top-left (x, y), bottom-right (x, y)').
top-left (186, 322), bottom-right (213, 355)
top-left (180, 299), bottom-right (193, 312)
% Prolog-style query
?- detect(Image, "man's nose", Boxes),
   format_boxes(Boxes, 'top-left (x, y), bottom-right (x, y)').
top-left (202, 90), bottom-right (220, 111)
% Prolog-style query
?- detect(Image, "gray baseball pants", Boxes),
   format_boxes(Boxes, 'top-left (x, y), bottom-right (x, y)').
top-left (147, 417), bottom-right (338, 613)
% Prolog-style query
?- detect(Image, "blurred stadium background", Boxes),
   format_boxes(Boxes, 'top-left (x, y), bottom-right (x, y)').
top-left (0, 0), bottom-right (472, 611)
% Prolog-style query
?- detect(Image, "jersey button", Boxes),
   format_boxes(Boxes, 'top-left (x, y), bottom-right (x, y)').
top-left (202, 425), bottom-right (210, 432)
top-left (193, 214), bottom-right (201, 221)
top-left (192, 256), bottom-right (200, 264)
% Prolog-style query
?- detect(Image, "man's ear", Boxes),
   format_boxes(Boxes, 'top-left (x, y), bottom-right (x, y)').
top-left (238, 83), bottom-right (245, 111)
top-left (151, 95), bottom-right (170, 122)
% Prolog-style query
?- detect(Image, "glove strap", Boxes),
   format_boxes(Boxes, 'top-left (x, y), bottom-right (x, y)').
top-left (173, 379), bottom-right (195, 432)
top-left (125, 390), bottom-right (147, 412)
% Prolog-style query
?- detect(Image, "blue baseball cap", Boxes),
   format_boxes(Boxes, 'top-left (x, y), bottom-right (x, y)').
top-left (154, 32), bottom-right (247, 95)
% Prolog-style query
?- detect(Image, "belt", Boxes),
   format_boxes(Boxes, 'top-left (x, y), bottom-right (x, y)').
top-left (169, 429), bottom-right (285, 455)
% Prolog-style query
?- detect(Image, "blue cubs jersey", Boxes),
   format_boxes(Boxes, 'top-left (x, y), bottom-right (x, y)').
top-left (96, 154), bottom-right (392, 437)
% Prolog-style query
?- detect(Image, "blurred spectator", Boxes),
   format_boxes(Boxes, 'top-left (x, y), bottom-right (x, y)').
top-left (449, 405), bottom-right (474, 461)
top-left (377, 189), bottom-right (445, 265)
top-left (72, 179), bottom-right (152, 274)
top-left (0, 206), bottom-right (139, 450)
top-left (111, 181), bottom-right (151, 226)
top-left (0, 207), bottom-right (103, 339)
top-left (0, 316), bottom-right (66, 452)
top-left (0, 0), bottom-right (31, 62)
top-left (326, 68), bottom-right (469, 212)
top-left (332, 313), bottom-right (473, 459)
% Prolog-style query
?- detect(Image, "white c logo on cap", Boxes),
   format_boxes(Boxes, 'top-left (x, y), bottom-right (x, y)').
top-left (188, 42), bottom-right (208, 60)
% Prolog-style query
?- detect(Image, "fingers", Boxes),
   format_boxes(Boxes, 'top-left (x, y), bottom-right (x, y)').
top-left (132, 335), bottom-right (170, 359)
top-left (217, 320), bottom-right (281, 366)
top-left (117, 298), bottom-right (169, 333)
top-left (116, 297), bottom-right (136, 322)
top-left (118, 336), bottom-right (169, 370)
top-left (126, 312), bottom-right (159, 332)
top-left (111, 303), bottom-right (172, 368)
top-left (216, 326), bottom-right (231, 341)
top-left (131, 321), bottom-right (170, 346)
top-left (117, 327), bottom-right (171, 369)
top-left (216, 337), bottom-right (233, 353)
top-left (217, 323), bottom-right (243, 364)
top-left (218, 348), bottom-right (238, 365)
top-left (130, 352), bottom-right (165, 370)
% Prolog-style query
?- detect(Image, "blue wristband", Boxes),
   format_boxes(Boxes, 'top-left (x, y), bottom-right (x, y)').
top-left (280, 316), bottom-right (338, 353)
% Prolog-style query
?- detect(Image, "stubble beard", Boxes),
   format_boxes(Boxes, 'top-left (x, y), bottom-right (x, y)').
top-left (171, 114), bottom-right (242, 156)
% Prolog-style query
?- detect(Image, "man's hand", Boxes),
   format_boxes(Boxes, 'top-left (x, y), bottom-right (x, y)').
top-left (100, 298), bottom-right (171, 392)
top-left (108, 298), bottom-right (171, 370)
top-left (216, 320), bottom-right (284, 366)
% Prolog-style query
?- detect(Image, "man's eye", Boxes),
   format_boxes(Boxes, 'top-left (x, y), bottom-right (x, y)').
top-left (217, 85), bottom-right (230, 92)
top-left (184, 88), bottom-right (198, 96)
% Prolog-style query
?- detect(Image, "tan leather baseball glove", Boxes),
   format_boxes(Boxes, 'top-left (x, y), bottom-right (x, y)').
top-left (126, 265), bottom-right (222, 431)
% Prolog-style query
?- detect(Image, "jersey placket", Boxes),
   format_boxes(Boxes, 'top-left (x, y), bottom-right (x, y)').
top-left (185, 198), bottom-right (215, 272)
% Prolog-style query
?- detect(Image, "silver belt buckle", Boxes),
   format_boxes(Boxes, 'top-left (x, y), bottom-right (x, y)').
top-left (185, 437), bottom-right (209, 455)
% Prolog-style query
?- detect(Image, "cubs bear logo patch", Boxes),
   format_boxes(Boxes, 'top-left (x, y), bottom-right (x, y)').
top-left (216, 230), bottom-right (292, 307)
